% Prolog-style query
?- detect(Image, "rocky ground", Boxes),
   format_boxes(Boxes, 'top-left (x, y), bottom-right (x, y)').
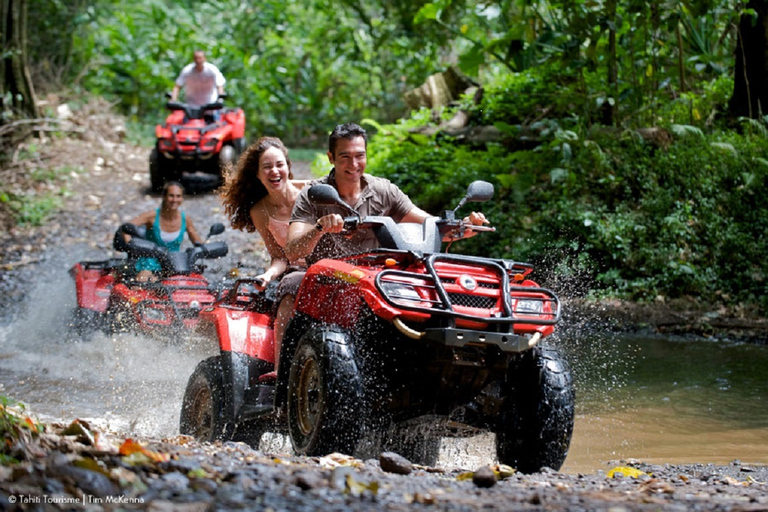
top-left (1, 100), bottom-right (767, 510)
top-left (2, 415), bottom-right (768, 512)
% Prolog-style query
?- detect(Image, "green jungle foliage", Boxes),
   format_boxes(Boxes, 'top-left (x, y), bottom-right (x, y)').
top-left (368, 71), bottom-right (768, 310)
top-left (29, 0), bottom-right (452, 145)
top-left (26, 0), bottom-right (766, 309)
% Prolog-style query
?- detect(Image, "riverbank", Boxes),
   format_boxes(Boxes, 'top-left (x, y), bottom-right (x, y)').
top-left (563, 298), bottom-right (768, 344)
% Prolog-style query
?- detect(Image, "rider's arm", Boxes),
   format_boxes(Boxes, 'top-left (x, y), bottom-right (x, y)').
top-left (284, 214), bottom-right (344, 262)
top-left (401, 206), bottom-right (489, 241)
top-left (284, 220), bottom-right (322, 262)
top-left (171, 84), bottom-right (180, 101)
top-left (124, 210), bottom-right (155, 242)
top-left (186, 217), bottom-right (203, 245)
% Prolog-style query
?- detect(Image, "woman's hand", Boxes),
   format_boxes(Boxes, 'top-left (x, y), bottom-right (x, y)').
top-left (253, 273), bottom-right (270, 291)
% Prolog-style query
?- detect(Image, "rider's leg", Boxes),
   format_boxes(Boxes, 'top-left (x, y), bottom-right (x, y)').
top-left (271, 271), bottom-right (305, 373)
top-left (273, 294), bottom-right (295, 372)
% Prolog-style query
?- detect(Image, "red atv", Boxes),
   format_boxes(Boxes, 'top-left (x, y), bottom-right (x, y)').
top-left (180, 182), bottom-right (575, 473)
top-left (150, 94), bottom-right (246, 193)
top-left (69, 223), bottom-right (230, 338)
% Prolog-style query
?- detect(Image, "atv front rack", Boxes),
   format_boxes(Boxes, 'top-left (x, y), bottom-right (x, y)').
top-left (374, 252), bottom-right (561, 327)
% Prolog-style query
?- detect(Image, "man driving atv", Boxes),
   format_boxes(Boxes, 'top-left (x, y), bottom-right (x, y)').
top-left (171, 50), bottom-right (226, 120)
top-left (271, 122), bottom-right (488, 369)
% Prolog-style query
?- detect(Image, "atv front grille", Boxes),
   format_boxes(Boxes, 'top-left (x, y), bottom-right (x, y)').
top-left (447, 292), bottom-right (497, 309)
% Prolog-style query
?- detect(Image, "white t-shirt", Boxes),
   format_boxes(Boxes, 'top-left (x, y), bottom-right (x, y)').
top-left (175, 62), bottom-right (226, 106)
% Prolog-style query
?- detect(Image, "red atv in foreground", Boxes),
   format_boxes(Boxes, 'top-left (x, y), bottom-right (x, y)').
top-left (180, 182), bottom-right (575, 473)
top-left (150, 94), bottom-right (246, 193)
top-left (69, 223), bottom-right (230, 339)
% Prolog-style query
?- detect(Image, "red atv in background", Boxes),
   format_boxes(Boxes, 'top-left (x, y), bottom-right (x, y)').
top-left (150, 94), bottom-right (246, 193)
top-left (69, 222), bottom-right (230, 339)
top-left (180, 181), bottom-right (575, 473)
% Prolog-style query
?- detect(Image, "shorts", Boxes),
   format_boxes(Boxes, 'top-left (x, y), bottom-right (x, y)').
top-left (135, 257), bottom-right (161, 272)
top-left (274, 270), bottom-right (305, 304)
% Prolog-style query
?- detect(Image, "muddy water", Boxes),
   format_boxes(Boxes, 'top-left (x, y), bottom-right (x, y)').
top-left (561, 335), bottom-right (768, 473)
top-left (1, 255), bottom-right (767, 474)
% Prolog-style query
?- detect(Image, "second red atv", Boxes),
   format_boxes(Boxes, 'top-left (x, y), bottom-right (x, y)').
top-left (69, 222), bottom-right (230, 339)
top-left (180, 181), bottom-right (575, 473)
top-left (150, 94), bottom-right (246, 193)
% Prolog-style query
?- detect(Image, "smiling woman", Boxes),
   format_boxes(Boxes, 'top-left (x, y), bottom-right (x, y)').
top-left (219, 137), bottom-right (310, 289)
top-left (125, 181), bottom-right (203, 282)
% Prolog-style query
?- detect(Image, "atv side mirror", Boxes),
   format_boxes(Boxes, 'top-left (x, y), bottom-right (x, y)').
top-left (208, 223), bottom-right (225, 237)
top-left (465, 180), bottom-right (494, 203)
top-left (308, 184), bottom-right (358, 216)
top-left (450, 180), bottom-right (494, 216)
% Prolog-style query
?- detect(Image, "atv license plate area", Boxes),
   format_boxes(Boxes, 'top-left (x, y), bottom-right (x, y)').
top-left (423, 327), bottom-right (532, 353)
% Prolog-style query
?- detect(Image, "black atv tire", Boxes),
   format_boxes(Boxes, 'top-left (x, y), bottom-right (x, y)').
top-left (179, 356), bottom-right (231, 442)
top-left (218, 145), bottom-right (237, 172)
top-left (69, 307), bottom-right (103, 339)
top-left (233, 137), bottom-right (247, 156)
top-left (105, 300), bottom-right (132, 334)
top-left (495, 346), bottom-right (575, 473)
top-left (287, 326), bottom-right (364, 456)
top-left (149, 148), bottom-right (165, 193)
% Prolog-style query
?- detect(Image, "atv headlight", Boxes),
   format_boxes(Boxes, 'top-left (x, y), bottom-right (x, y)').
top-left (381, 282), bottom-right (428, 308)
top-left (201, 138), bottom-right (218, 151)
top-left (514, 299), bottom-right (544, 315)
top-left (159, 138), bottom-right (175, 150)
top-left (142, 306), bottom-right (167, 323)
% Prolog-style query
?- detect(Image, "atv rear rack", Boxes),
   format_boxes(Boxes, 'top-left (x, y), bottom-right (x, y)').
top-left (374, 252), bottom-right (561, 327)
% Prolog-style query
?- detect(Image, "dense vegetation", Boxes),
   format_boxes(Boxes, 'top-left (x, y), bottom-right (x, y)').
top-left (12, 0), bottom-right (768, 310)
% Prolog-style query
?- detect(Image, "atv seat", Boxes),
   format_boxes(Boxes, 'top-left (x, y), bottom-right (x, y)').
top-left (166, 101), bottom-right (223, 121)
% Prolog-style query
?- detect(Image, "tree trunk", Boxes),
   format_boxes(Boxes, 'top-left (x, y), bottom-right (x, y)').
top-left (729, 0), bottom-right (768, 118)
top-left (1, 0), bottom-right (40, 121)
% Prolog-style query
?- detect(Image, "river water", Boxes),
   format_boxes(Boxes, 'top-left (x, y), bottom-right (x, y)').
top-left (1, 251), bottom-right (766, 475)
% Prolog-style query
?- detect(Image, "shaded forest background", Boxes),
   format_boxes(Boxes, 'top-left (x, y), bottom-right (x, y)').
top-left (5, 0), bottom-right (768, 310)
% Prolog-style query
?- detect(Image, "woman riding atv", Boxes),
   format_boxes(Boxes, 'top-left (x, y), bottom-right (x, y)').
top-left (125, 181), bottom-right (203, 282)
top-left (219, 136), bottom-right (309, 289)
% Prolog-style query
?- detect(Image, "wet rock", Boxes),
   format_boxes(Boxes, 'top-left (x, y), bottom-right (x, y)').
top-left (295, 470), bottom-right (324, 490)
top-left (50, 464), bottom-right (119, 497)
top-left (330, 466), bottom-right (355, 489)
top-left (379, 451), bottom-right (412, 475)
top-left (472, 465), bottom-right (497, 488)
top-left (160, 472), bottom-right (190, 492)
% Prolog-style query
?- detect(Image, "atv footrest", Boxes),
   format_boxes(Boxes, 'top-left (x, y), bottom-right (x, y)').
top-left (239, 384), bottom-right (275, 421)
top-left (423, 327), bottom-right (532, 353)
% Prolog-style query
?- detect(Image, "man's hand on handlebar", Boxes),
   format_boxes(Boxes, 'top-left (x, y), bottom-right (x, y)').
top-left (443, 211), bottom-right (494, 241)
top-left (314, 213), bottom-right (346, 234)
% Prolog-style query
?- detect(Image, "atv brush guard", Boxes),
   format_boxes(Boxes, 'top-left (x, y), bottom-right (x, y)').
top-left (375, 253), bottom-right (560, 325)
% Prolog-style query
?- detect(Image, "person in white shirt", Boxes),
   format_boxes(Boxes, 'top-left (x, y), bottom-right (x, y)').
top-left (171, 50), bottom-right (226, 108)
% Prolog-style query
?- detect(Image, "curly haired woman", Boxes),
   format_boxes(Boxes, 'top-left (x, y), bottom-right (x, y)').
top-left (219, 137), bottom-right (308, 289)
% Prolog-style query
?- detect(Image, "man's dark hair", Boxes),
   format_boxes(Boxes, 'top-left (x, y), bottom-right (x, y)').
top-left (329, 123), bottom-right (367, 155)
